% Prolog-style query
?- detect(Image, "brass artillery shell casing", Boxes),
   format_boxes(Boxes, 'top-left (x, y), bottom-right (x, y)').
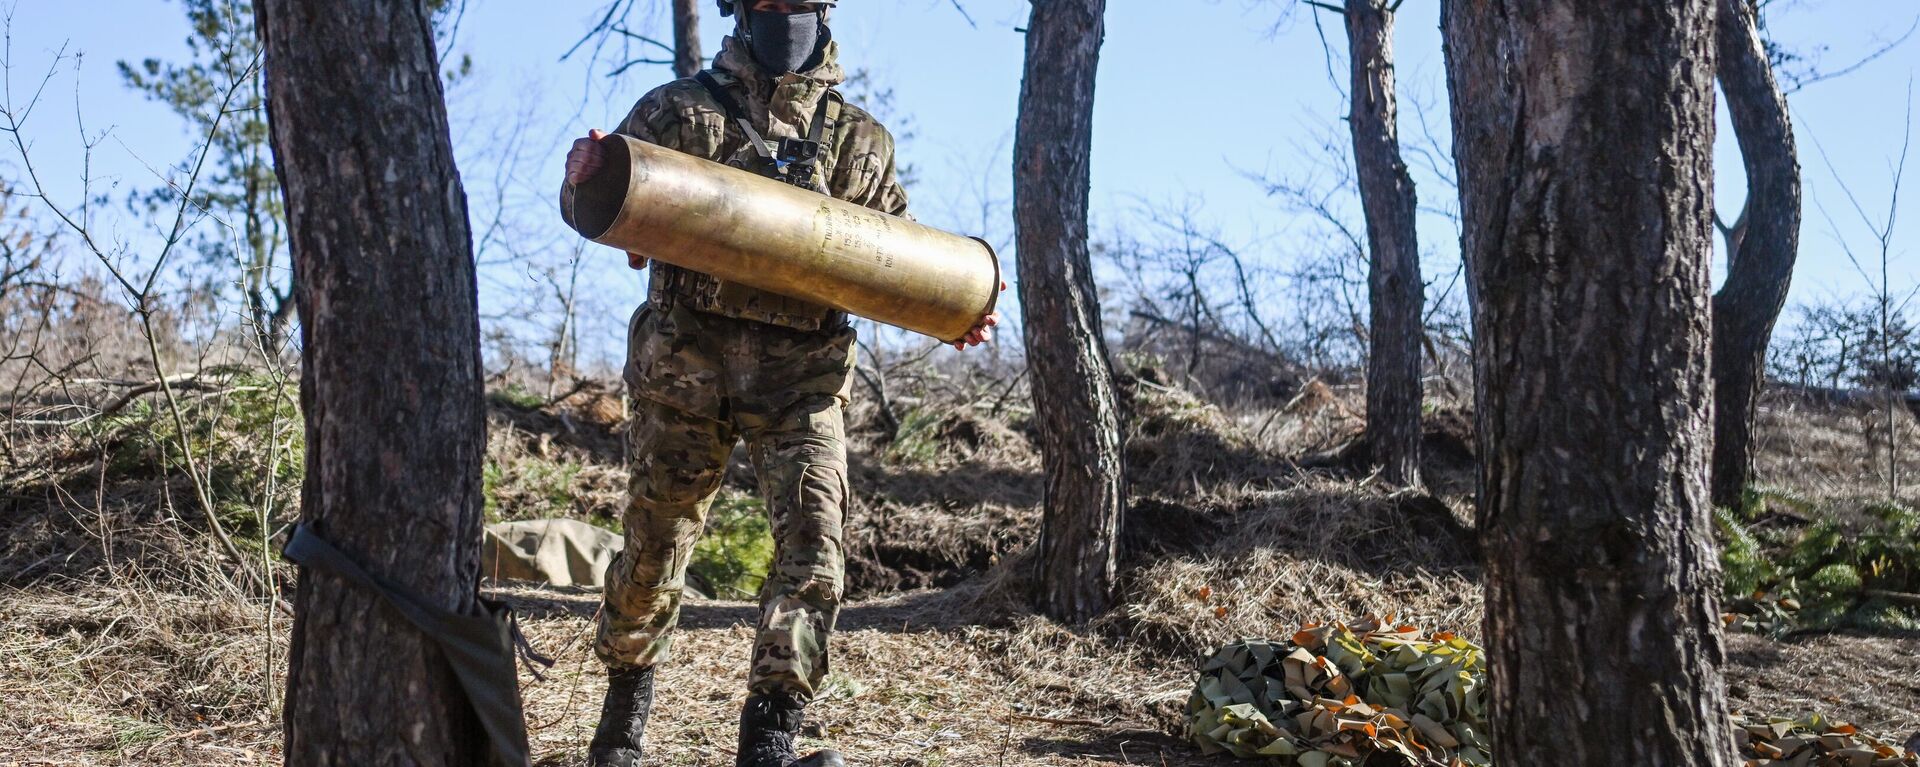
top-left (561, 135), bottom-right (999, 342)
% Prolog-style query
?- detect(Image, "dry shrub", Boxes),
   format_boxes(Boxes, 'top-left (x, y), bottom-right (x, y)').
top-left (944, 475), bottom-right (1485, 746)
top-left (1254, 379), bottom-right (1367, 459)
top-left (1109, 477), bottom-right (1480, 660)
top-left (843, 402), bottom-right (1046, 596)
top-left (3, 411), bottom-right (289, 590)
top-left (844, 493), bottom-right (1036, 596)
top-left (0, 494), bottom-right (234, 591)
top-left (1120, 368), bottom-right (1288, 495)
top-left (484, 392), bottom-right (627, 527)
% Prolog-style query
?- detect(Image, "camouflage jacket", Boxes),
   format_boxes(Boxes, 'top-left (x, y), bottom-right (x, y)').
top-left (617, 36), bottom-right (911, 331)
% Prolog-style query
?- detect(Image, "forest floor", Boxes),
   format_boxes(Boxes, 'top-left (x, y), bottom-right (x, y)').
top-left (3, 373), bottom-right (1918, 765)
top-left (4, 574), bottom-right (1916, 766)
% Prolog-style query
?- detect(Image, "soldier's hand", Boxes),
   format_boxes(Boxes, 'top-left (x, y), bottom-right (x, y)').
top-left (953, 281), bottom-right (1008, 351)
top-left (566, 129), bottom-right (609, 185)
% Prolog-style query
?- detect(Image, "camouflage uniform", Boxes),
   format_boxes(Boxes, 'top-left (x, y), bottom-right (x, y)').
top-left (595, 36), bottom-right (909, 701)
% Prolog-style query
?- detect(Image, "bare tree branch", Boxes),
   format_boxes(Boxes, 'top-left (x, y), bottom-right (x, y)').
top-left (1779, 11), bottom-right (1920, 94)
top-left (947, 0), bottom-right (979, 29)
top-left (1, 9), bottom-right (270, 595)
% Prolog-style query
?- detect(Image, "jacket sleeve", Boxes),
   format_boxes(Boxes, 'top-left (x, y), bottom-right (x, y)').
top-left (615, 89), bottom-right (667, 145)
top-left (862, 148), bottom-right (912, 219)
top-left (616, 82), bottom-right (725, 159)
top-left (836, 112), bottom-right (912, 219)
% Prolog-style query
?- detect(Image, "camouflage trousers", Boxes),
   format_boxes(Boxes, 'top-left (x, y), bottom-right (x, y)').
top-left (596, 300), bottom-right (854, 700)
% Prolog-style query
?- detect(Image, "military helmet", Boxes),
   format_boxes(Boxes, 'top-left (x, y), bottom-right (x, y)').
top-left (717, 0), bottom-right (837, 17)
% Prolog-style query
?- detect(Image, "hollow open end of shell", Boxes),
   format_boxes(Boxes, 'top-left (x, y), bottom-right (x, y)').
top-left (566, 135), bottom-right (635, 241)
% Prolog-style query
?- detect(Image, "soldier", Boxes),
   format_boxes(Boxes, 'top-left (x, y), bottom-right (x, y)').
top-left (563, 2), bottom-right (998, 765)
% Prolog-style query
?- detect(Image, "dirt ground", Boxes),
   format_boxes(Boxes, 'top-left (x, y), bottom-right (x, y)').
top-left (0, 582), bottom-right (1221, 767)
top-left (4, 578), bottom-right (1915, 767)
top-left (509, 588), bottom-right (1207, 767)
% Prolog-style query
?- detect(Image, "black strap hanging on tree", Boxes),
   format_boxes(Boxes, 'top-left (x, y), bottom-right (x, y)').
top-left (282, 523), bottom-right (553, 767)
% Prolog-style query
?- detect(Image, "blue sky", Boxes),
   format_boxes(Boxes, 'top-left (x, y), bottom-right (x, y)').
top-left (10, 1), bottom-right (1920, 366)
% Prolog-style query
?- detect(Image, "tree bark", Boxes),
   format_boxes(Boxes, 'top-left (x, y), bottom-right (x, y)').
top-left (1442, 2), bottom-right (1736, 765)
top-left (256, 0), bottom-right (491, 763)
top-left (1014, 0), bottom-right (1124, 623)
top-left (1709, 0), bottom-right (1800, 509)
top-left (1344, 0), bottom-right (1425, 487)
top-left (672, 0), bottom-right (703, 79)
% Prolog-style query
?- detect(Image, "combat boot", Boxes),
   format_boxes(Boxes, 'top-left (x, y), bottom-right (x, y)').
top-left (736, 692), bottom-right (846, 767)
top-left (590, 666), bottom-right (656, 767)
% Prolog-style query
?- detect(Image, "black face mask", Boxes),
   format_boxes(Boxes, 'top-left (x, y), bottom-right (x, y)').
top-left (743, 8), bottom-right (826, 75)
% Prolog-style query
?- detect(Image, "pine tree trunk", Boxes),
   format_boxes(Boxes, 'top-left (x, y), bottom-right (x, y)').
top-left (1344, 0), bottom-right (1424, 487)
top-left (1442, 1), bottom-right (1736, 765)
top-left (1014, 0), bottom-right (1125, 624)
top-left (673, 0), bottom-right (703, 79)
top-left (1710, 0), bottom-right (1800, 510)
top-left (256, 0), bottom-right (491, 763)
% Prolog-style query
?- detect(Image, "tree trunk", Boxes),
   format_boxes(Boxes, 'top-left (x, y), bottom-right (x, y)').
top-left (1014, 0), bottom-right (1124, 624)
top-left (1344, 0), bottom-right (1424, 487)
top-left (672, 0), bottom-right (702, 79)
top-left (256, 0), bottom-right (491, 763)
top-left (1710, 0), bottom-right (1800, 510)
top-left (1442, 2), bottom-right (1736, 765)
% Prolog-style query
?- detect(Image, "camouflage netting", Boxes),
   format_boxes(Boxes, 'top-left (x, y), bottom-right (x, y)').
top-left (1187, 617), bottom-right (1489, 767)
top-left (1734, 713), bottom-right (1919, 767)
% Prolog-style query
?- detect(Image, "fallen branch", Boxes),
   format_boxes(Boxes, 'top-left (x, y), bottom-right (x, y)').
top-left (8, 378), bottom-right (268, 425)
top-left (92, 374), bottom-right (206, 418)
top-left (543, 377), bottom-right (594, 408)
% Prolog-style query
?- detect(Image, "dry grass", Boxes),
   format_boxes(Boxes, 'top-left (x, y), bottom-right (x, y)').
top-left (0, 582), bottom-right (282, 765)
top-left (1724, 631), bottom-right (1920, 739)
top-left (6, 578), bottom-right (1914, 766)
top-left (1752, 389), bottom-right (1920, 505)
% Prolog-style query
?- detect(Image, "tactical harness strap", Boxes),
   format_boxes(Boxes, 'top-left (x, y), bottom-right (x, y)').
top-left (693, 71), bottom-right (842, 190)
top-left (693, 71), bottom-right (763, 150)
top-left (809, 86), bottom-right (842, 160)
